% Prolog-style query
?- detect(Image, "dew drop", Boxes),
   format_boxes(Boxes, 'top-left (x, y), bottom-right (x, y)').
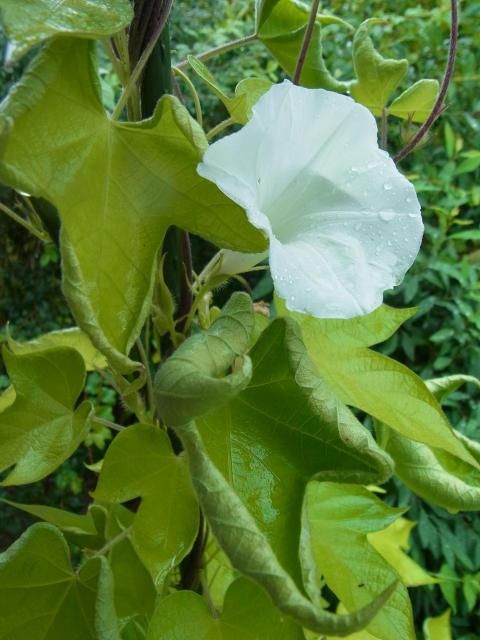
top-left (367, 161), bottom-right (376, 169)
top-left (387, 240), bottom-right (393, 247)
top-left (383, 183), bottom-right (393, 191)
top-left (379, 210), bottom-right (395, 222)
top-left (406, 196), bottom-right (412, 203)
top-left (408, 212), bottom-right (417, 218)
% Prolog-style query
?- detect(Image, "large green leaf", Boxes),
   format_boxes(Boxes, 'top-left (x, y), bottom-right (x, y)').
top-left (277, 302), bottom-right (478, 468)
top-left (187, 55), bottom-right (271, 124)
top-left (388, 79), bottom-right (439, 123)
top-left (256, 0), bottom-right (348, 90)
top-left (303, 482), bottom-right (415, 640)
top-left (0, 0), bottom-right (133, 63)
top-left (377, 375), bottom-right (480, 512)
top-left (176, 420), bottom-right (396, 636)
top-left (93, 423), bottom-right (199, 586)
top-left (350, 19), bottom-right (408, 115)
top-left (0, 346), bottom-right (91, 485)
top-left (0, 523), bottom-right (120, 640)
top-left (146, 577), bottom-right (305, 639)
top-left (0, 39), bottom-right (266, 372)
top-left (154, 292), bottom-right (254, 426)
top-left (197, 317), bottom-right (392, 587)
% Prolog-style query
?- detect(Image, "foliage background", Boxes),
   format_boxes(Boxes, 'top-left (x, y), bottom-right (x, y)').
top-left (0, 0), bottom-right (479, 637)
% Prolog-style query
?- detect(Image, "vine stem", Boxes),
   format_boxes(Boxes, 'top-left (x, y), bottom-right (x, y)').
top-left (293, 0), bottom-right (321, 84)
top-left (394, 0), bottom-right (459, 163)
top-left (0, 202), bottom-right (50, 242)
top-left (206, 117), bottom-right (235, 140)
top-left (92, 416), bottom-right (126, 432)
top-left (93, 526), bottom-right (133, 556)
top-left (173, 66), bottom-right (203, 126)
top-left (136, 338), bottom-right (154, 414)
top-left (175, 33), bottom-right (257, 70)
top-left (111, 0), bottom-right (174, 120)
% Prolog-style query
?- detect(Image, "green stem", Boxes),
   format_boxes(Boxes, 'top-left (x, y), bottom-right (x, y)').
top-left (173, 66), bottom-right (203, 126)
top-left (175, 33), bottom-right (257, 70)
top-left (380, 107), bottom-right (388, 150)
top-left (92, 416), bottom-right (125, 432)
top-left (206, 117), bottom-right (235, 140)
top-left (0, 201), bottom-right (50, 242)
top-left (136, 337), bottom-right (154, 414)
top-left (93, 526), bottom-right (133, 556)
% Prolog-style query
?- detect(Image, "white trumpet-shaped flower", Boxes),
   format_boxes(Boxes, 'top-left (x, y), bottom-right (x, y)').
top-left (197, 80), bottom-right (423, 318)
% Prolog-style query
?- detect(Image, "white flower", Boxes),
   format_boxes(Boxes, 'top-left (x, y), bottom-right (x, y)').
top-left (197, 80), bottom-right (423, 319)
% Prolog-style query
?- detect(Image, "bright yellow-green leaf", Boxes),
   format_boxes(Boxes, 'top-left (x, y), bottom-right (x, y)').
top-left (93, 424), bottom-right (199, 586)
top-left (0, 346), bottom-right (91, 485)
top-left (423, 609), bottom-right (452, 640)
top-left (175, 420), bottom-right (396, 636)
top-left (0, 39), bottom-right (266, 372)
top-left (0, 523), bottom-right (120, 640)
top-left (256, 0), bottom-right (349, 90)
top-left (350, 19), bottom-right (408, 115)
top-left (368, 517), bottom-right (437, 587)
top-left (377, 375), bottom-right (480, 511)
top-left (8, 327), bottom-right (107, 370)
top-left (303, 482), bottom-right (415, 640)
top-left (0, 0), bottom-right (133, 63)
top-left (146, 577), bottom-right (305, 639)
top-left (187, 55), bottom-right (271, 124)
top-left (198, 317), bottom-right (392, 587)
top-left (278, 301), bottom-right (478, 468)
top-left (389, 79), bottom-right (439, 123)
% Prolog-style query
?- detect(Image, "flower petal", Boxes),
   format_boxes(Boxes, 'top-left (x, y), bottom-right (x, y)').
top-left (198, 80), bottom-right (423, 318)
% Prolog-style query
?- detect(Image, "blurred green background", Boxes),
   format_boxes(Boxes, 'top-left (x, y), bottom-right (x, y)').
top-left (0, 0), bottom-right (479, 636)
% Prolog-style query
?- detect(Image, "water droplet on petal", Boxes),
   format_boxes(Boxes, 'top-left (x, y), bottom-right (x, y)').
top-left (379, 211), bottom-right (395, 222)
top-left (406, 196), bottom-right (412, 203)
top-left (383, 183), bottom-right (393, 191)
top-left (408, 212), bottom-right (417, 218)
top-left (367, 161), bottom-right (376, 169)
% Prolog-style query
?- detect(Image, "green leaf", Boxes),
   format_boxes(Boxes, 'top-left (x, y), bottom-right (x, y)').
top-left (277, 301), bottom-right (478, 468)
top-left (350, 19), bottom-right (408, 115)
top-left (0, 39), bottom-right (266, 372)
top-left (0, 385), bottom-right (15, 412)
top-left (376, 375), bottom-right (480, 512)
top-left (0, 346), bottom-right (91, 485)
top-left (0, 499), bottom-right (103, 548)
top-left (462, 574), bottom-right (480, 612)
top-left (8, 327), bottom-right (108, 370)
top-left (175, 419), bottom-right (396, 636)
top-left (155, 292), bottom-right (254, 426)
top-left (439, 565), bottom-right (458, 612)
top-left (449, 230), bottom-right (480, 241)
top-left (388, 79), bottom-right (439, 123)
top-left (93, 424), bottom-right (199, 586)
top-left (146, 577), bottom-right (304, 639)
top-left (423, 610), bottom-right (452, 640)
top-left (105, 505), bottom-right (156, 632)
top-left (303, 482), bottom-right (415, 640)
top-left (368, 517), bottom-right (437, 587)
top-left (256, 0), bottom-right (348, 90)
top-left (198, 317), bottom-right (392, 588)
top-left (187, 55), bottom-right (271, 124)
top-left (454, 152), bottom-right (480, 176)
top-left (0, 0), bottom-right (133, 63)
top-left (0, 523), bottom-right (120, 640)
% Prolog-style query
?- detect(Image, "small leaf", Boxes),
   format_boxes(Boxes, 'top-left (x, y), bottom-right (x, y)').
top-left (8, 327), bottom-right (107, 370)
top-left (368, 517), bottom-right (437, 587)
top-left (175, 420), bottom-right (396, 636)
top-left (303, 482), bottom-right (415, 640)
top-left (256, 0), bottom-right (348, 90)
top-left (146, 577), bottom-right (304, 639)
top-left (154, 292), bottom-right (255, 426)
top-left (388, 79), bottom-right (439, 123)
top-left (93, 424), bottom-right (199, 586)
top-left (439, 565), bottom-right (458, 612)
top-left (187, 55), bottom-right (271, 124)
top-left (350, 19), bottom-right (408, 115)
top-left (376, 375), bottom-right (480, 512)
top-left (423, 609), bottom-right (452, 640)
top-left (0, 0), bottom-right (133, 63)
top-left (0, 523), bottom-right (120, 640)
top-left (0, 346), bottom-right (91, 485)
